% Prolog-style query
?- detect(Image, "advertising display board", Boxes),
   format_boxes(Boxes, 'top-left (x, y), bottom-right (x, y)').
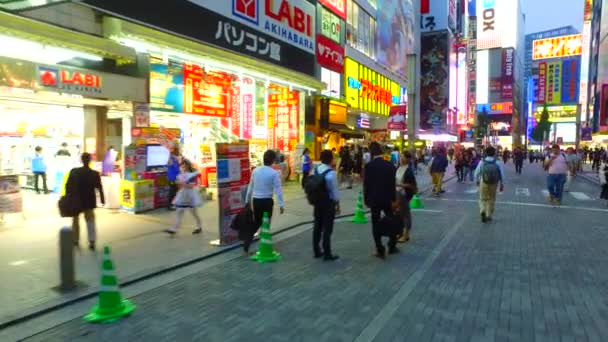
top-left (560, 59), bottom-right (580, 103)
top-left (501, 47), bottom-right (514, 99)
top-left (215, 141), bottom-right (250, 245)
top-left (476, 0), bottom-right (519, 50)
top-left (537, 62), bottom-right (547, 104)
top-left (319, 0), bottom-right (346, 19)
top-left (477, 102), bottom-right (513, 115)
top-left (388, 105), bottom-right (407, 130)
top-left (344, 58), bottom-right (402, 116)
top-left (316, 34), bottom-right (345, 73)
top-left (82, 0), bottom-right (316, 75)
top-left (546, 62), bottom-right (562, 105)
top-left (376, 0), bottom-right (415, 76)
top-left (420, 0), bottom-right (448, 33)
top-left (420, 32), bottom-right (448, 129)
top-left (532, 34), bottom-right (582, 60)
top-left (268, 91), bottom-right (299, 152)
top-left (321, 6), bottom-right (342, 43)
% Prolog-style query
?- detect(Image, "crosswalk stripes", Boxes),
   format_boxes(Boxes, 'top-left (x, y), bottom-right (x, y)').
top-left (569, 191), bottom-right (592, 200)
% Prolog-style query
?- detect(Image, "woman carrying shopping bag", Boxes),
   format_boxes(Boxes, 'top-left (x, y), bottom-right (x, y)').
top-left (165, 160), bottom-right (204, 235)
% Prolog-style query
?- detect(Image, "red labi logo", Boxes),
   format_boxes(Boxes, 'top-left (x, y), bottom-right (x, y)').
top-left (40, 70), bottom-right (58, 86)
top-left (233, 0), bottom-right (258, 24)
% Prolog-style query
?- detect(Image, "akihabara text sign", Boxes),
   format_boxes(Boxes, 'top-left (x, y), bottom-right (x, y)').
top-left (220, 0), bottom-right (316, 53)
top-left (533, 34), bottom-right (582, 60)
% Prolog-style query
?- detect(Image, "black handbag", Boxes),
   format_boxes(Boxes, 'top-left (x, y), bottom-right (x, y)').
top-left (58, 195), bottom-right (78, 218)
top-left (230, 204), bottom-right (255, 232)
top-left (378, 214), bottom-right (403, 237)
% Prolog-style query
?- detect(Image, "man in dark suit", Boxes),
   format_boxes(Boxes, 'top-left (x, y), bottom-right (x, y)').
top-left (364, 142), bottom-right (397, 259)
top-left (65, 153), bottom-right (105, 250)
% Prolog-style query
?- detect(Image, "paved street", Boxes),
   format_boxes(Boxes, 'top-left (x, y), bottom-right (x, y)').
top-left (0, 172), bottom-right (438, 329)
top-left (8, 162), bottom-right (607, 341)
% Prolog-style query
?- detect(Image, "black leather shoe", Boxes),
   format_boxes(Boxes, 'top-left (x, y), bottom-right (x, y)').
top-left (314, 251), bottom-right (324, 259)
top-left (324, 255), bottom-right (339, 261)
top-left (374, 248), bottom-right (386, 260)
top-left (388, 247), bottom-right (400, 254)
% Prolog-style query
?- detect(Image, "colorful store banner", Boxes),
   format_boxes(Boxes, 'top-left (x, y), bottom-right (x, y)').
top-left (344, 58), bottom-right (402, 116)
top-left (151, 60), bottom-right (232, 117)
top-left (420, 31), bottom-right (448, 129)
top-left (268, 91), bottom-right (299, 152)
top-left (320, 6), bottom-right (342, 43)
top-left (561, 59), bottom-right (580, 103)
top-left (501, 48), bottom-right (514, 99)
top-left (319, 0), bottom-right (346, 19)
top-left (215, 141), bottom-right (250, 245)
top-left (546, 62), bottom-right (563, 105)
top-left (241, 77), bottom-right (256, 139)
top-left (537, 62), bottom-right (547, 104)
top-left (316, 34), bottom-right (345, 73)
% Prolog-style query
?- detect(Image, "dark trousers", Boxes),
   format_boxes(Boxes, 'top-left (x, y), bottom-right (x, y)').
top-left (33, 171), bottom-right (48, 193)
top-left (301, 170), bottom-right (310, 189)
top-left (515, 160), bottom-right (523, 174)
top-left (455, 165), bottom-right (464, 181)
top-left (168, 181), bottom-right (178, 208)
top-left (371, 204), bottom-right (397, 252)
top-left (244, 198), bottom-right (274, 252)
top-left (313, 201), bottom-right (336, 256)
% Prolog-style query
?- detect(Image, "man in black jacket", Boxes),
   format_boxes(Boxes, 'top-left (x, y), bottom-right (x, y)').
top-left (364, 142), bottom-right (398, 259)
top-left (65, 153), bottom-right (105, 251)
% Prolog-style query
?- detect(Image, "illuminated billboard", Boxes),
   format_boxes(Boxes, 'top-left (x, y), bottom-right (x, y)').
top-left (344, 58), bottom-right (401, 116)
top-left (476, 0), bottom-right (519, 50)
top-left (532, 34), bottom-right (582, 60)
top-left (376, 0), bottom-right (415, 77)
top-left (420, 32), bottom-right (449, 129)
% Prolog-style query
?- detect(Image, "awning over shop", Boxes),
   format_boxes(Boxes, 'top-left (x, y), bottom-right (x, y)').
top-left (0, 11), bottom-right (137, 64)
top-left (328, 124), bottom-right (365, 140)
top-left (102, 17), bottom-right (325, 91)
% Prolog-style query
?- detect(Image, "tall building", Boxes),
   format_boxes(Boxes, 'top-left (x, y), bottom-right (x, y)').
top-left (473, 0), bottom-right (525, 148)
top-left (419, 0), bottom-right (467, 142)
top-left (525, 26), bottom-right (579, 79)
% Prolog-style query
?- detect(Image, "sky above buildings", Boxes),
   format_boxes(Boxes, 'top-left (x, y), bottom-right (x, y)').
top-left (523, 0), bottom-right (584, 33)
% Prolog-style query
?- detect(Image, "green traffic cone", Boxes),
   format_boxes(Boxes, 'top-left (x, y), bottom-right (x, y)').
top-left (352, 191), bottom-right (368, 223)
top-left (84, 246), bottom-right (135, 323)
top-left (409, 194), bottom-right (424, 209)
top-left (251, 212), bottom-right (281, 263)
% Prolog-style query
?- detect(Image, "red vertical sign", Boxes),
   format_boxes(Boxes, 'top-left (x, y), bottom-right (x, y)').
top-left (421, 0), bottom-right (430, 14)
top-left (268, 91), bottom-right (299, 152)
top-left (537, 62), bottom-right (547, 104)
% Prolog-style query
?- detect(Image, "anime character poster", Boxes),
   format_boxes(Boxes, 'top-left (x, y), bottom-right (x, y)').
top-left (420, 31), bottom-right (449, 130)
top-left (376, 0), bottom-right (415, 77)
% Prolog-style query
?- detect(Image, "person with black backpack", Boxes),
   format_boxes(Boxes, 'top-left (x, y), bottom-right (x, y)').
top-left (474, 146), bottom-right (504, 223)
top-left (306, 150), bottom-right (340, 261)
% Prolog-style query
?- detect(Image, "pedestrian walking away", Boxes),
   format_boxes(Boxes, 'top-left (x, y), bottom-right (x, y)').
top-left (475, 146), bottom-right (504, 223)
top-left (242, 150), bottom-right (285, 255)
top-left (364, 142), bottom-right (398, 259)
top-left (65, 153), bottom-right (105, 250)
top-left (429, 147), bottom-right (449, 196)
top-left (301, 148), bottom-right (313, 189)
top-left (32, 146), bottom-right (49, 194)
top-left (165, 159), bottom-right (204, 236)
top-left (564, 147), bottom-right (580, 192)
top-left (396, 151), bottom-right (418, 243)
top-left (309, 150), bottom-right (340, 261)
top-left (167, 146), bottom-right (182, 210)
top-left (544, 144), bottom-right (569, 206)
top-left (513, 147), bottom-right (524, 175)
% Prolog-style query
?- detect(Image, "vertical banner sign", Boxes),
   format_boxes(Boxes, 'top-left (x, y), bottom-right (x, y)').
top-left (230, 85), bottom-right (241, 137)
top-left (268, 91), bottom-right (299, 152)
top-left (241, 77), bottom-right (255, 139)
top-left (501, 48), bottom-right (514, 99)
top-left (560, 59), bottom-right (579, 103)
top-left (546, 63), bottom-right (555, 104)
top-left (538, 62), bottom-right (547, 104)
top-left (215, 142), bottom-right (250, 245)
top-left (184, 64), bottom-right (230, 116)
top-left (387, 105), bottom-right (407, 130)
top-left (551, 61), bottom-right (562, 104)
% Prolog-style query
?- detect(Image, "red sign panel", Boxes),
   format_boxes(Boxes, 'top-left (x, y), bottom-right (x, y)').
top-left (230, 85), bottom-right (241, 137)
top-left (537, 62), bottom-right (547, 104)
top-left (184, 63), bottom-right (230, 117)
top-left (316, 34), bottom-right (345, 73)
top-left (268, 91), bottom-right (299, 152)
top-left (388, 105), bottom-right (407, 130)
top-left (319, 0), bottom-right (346, 19)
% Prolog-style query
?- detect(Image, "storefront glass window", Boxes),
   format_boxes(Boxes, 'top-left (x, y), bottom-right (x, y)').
top-left (321, 67), bottom-right (341, 99)
top-left (346, 1), bottom-right (374, 58)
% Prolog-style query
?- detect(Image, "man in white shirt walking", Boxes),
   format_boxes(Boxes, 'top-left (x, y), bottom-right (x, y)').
top-left (244, 150), bottom-right (285, 254)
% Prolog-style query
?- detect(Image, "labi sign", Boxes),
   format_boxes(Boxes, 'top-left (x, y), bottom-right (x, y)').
top-left (38, 66), bottom-right (102, 94)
